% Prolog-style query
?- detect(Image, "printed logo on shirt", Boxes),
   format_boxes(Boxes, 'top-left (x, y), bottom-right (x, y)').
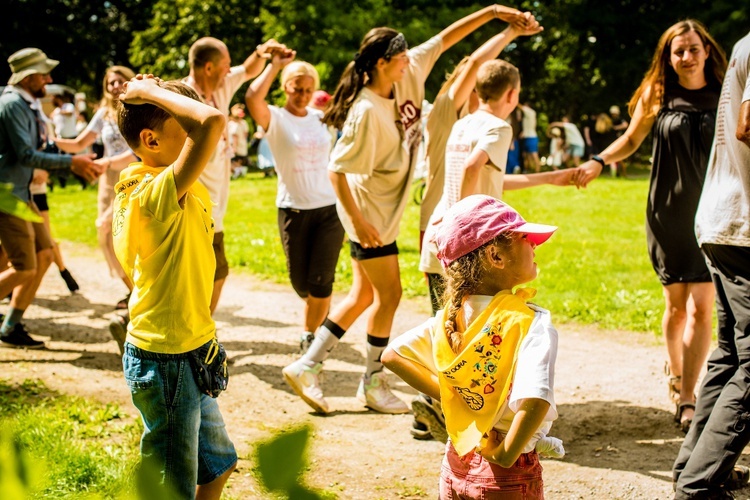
top-left (112, 208), bottom-right (126, 237)
top-left (399, 100), bottom-right (422, 151)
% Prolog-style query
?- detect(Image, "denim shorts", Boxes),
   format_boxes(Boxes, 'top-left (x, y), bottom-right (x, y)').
top-left (123, 342), bottom-right (237, 498)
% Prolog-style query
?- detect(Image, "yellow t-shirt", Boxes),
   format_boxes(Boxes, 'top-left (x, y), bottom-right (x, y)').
top-left (112, 162), bottom-right (216, 354)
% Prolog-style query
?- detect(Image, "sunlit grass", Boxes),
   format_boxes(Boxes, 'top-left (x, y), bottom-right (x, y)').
top-left (49, 171), bottom-right (664, 334)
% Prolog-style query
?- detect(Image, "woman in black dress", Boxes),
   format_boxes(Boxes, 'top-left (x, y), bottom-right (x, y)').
top-left (576, 19), bottom-right (727, 432)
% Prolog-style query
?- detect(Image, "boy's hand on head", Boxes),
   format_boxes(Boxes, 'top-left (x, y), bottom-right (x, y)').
top-left (119, 74), bottom-right (162, 105)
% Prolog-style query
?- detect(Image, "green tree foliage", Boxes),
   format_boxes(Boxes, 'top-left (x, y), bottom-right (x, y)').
top-left (0, 0), bottom-right (154, 97)
top-left (129, 0), bottom-right (264, 80)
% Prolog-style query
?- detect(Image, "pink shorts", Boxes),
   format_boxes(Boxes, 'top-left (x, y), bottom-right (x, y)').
top-left (439, 441), bottom-right (544, 499)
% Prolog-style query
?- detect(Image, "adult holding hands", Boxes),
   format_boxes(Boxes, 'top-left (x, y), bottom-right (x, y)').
top-left (0, 48), bottom-right (102, 349)
top-left (245, 50), bottom-right (345, 354)
top-left (575, 20), bottom-right (728, 432)
top-left (183, 36), bottom-right (290, 314)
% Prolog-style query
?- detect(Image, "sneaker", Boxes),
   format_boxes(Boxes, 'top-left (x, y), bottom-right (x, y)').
top-left (357, 370), bottom-right (409, 414)
top-left (299, 332), bottom-right (315, 355)
top-left (412, 394), bottom-right (448, 443)
top-left (60, 269), bottom-right (80, 293)
top-left (282, 360), bottom-right (329, 414)
top-left (109, 312), bottom-right (129, 355)
top-left (410, 419), bottom-right (433, 440)
top-left (0, 323), bottom-right (45, 349)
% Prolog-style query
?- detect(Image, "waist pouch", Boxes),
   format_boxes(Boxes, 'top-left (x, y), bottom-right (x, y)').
top-left (188, 338), bottom-right (229, 398)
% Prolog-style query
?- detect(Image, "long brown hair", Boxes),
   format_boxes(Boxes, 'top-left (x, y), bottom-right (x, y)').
top-left (628, 19), bottom-right (727, 119)
top-left (100, 65), bottom-right (136, 119)
top-left (442, 234), bottom-right (514, 353)
top-left (322, 28), bottom-right (401, 129)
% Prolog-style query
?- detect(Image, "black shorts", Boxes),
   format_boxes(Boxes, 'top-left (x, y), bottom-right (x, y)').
top-left (349, 240), bottom-right (399, 261)
top-left (32, 193), bottom-right (49, 212)
top-left (278, 205), bottom-right (344, 298)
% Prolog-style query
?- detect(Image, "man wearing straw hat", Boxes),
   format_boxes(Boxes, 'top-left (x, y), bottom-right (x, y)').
top-left (0, 48), bottom-right (101, 348)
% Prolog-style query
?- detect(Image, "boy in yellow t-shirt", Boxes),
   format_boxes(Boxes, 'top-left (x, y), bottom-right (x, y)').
top-left (113, 75), bottom-right (235, 498)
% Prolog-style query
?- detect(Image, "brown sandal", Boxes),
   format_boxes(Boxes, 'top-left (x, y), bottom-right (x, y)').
top-left (665, 362), bottom-right (681, 403)
top-left (675, 402), bottom-right (695, 434)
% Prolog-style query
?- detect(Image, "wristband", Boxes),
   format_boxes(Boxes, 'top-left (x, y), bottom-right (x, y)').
top-left (591, 155), bottom-right (606, 167)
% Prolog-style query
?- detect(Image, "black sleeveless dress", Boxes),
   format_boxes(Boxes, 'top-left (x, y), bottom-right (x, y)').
top-left (646, 83), bottom-right (719, 285)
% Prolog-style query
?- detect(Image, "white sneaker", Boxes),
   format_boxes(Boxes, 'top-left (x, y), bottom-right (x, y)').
top-left (357, 371), bottom-right (409, 414)
top-left (282, 360), bottom-right (330, 414)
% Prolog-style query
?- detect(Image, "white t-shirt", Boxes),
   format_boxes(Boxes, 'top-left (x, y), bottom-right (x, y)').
top-left (51, 103), bottom-right (78, 138)
top-left (561, 122), bottom-right (584, 147)
top-left (186, 65), bottom-right (249, 232)
top-left (420, 110), bottom-right (512, 274)
top-left (521, 106), bottom-right (538, 139)
top-left (329, 36), bottom-right (443, 245)
top-left (390, 295), bottom-right (558, 452)
top-left (265, 106), bottom-right (336, 210)
top-left (695, 32), bottom-right (750, 247)
top-left (227, 118), bottom-right (249, 157)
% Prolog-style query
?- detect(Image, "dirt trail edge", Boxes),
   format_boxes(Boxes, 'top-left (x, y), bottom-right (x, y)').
top-left (2, 243), bottom-right (749, 499)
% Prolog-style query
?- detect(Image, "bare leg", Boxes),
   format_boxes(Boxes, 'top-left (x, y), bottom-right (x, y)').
top-left (327, 258), bottom-right (374, 329)
top-left (355, 255), bottom-right (402, 340)
top-left (38, 210), bottom-right (66, 271)
top-left (305, 295), bottom-right (331, 333)
top-left (12, 248), bottom-right (53, 310)
top-left (679, 282), bottom-right (715, 424)
top-left (663, 283), bottom-right (689, 386)
top-left (195, 462), bottom-right (236, 500)
top-left (210, 278), bottom-right (225, 315)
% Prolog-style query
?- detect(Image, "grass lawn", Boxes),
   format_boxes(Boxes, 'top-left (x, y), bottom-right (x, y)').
top-left (48, 171), bottom-right (663, 334)
top-left (0, 379), bottom-right (140, 498)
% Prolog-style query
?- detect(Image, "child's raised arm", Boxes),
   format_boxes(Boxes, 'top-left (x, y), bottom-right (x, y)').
top-left (438, 5), bottom-right (530, 54)
top-left (120, 75), bottom-right (225, 200)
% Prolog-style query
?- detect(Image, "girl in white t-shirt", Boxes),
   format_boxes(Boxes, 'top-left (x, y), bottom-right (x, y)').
top-left (246, 53), bottom-right (345, 353)
top-left (383, 195), bottom-right (564, 499)
top-left (55, 66), bottom-right (138, 350)
top-left (282, 6), bottom-right (540, 416)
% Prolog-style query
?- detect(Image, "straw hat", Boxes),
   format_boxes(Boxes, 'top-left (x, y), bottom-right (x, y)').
top-left (7, 48), bottom-right (58, 85)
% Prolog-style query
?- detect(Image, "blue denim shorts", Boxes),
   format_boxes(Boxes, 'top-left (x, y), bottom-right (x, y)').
top-left (123, 341), bottom-right (237, 498)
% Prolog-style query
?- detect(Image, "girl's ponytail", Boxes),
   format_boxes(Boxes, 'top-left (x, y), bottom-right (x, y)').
top-left (322, 61), bottom-right (365, 130)
top-left (321, 27), bottom-right (401, 130)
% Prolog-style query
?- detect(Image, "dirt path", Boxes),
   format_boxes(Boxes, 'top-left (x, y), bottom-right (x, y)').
top-left (3, 243), bottom-right (749, 499)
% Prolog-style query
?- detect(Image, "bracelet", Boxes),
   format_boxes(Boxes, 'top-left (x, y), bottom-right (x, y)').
top-left (591, 155), bottom-right (606, 167)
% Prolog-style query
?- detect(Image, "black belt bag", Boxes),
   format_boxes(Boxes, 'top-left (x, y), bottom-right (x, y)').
top-left (188, 338), bottom-right (229, 398)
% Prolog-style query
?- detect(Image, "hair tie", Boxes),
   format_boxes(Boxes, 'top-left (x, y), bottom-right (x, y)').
top-left (383, 33), bottom-right (408, 60)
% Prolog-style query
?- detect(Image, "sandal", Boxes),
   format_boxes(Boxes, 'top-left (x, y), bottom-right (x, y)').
top-left (726, 465), bottom-right (750, 490)
top-left (675, 401), bottom-right (695, 434)
top-left (665, 361), bottom-right (682, 403)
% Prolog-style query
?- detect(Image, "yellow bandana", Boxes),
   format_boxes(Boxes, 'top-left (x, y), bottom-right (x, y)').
top-left (434, 288), bottom-right (536, 456)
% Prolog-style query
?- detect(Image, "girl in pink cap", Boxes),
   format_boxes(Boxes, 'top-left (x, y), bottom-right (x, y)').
top-left (383, 194), bottom-right (564, 499)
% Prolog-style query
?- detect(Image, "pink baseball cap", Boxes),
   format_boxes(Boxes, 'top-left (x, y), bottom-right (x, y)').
top-left (312, 90), bottom-right (332, 108)
top-left (433, 195), bottom-right (557, 267)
